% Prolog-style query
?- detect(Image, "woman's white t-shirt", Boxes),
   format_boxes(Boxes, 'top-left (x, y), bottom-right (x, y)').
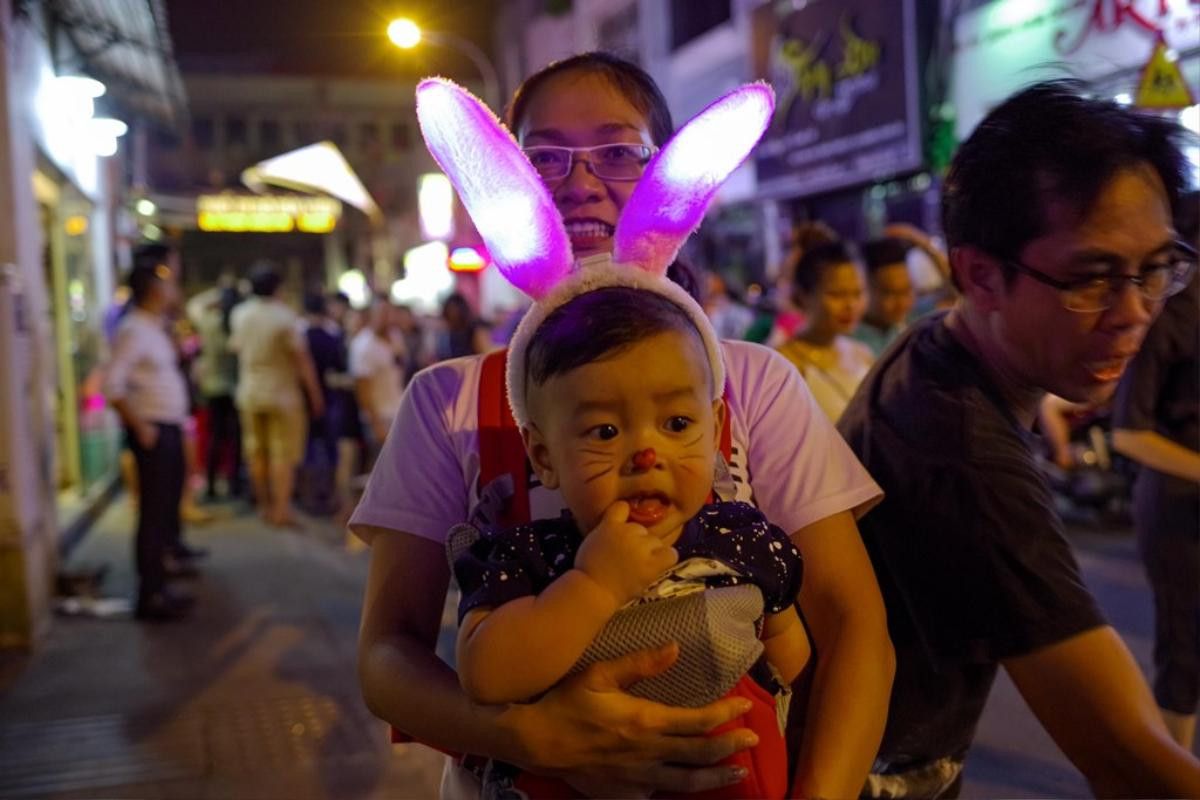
top-left (350, 340), bottom-right (881, 543)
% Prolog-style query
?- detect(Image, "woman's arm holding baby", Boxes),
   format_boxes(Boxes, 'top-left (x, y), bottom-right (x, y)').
top-left (457, 501), bottom-right (679, 704)
top-left (458, 572), bottom-right (622, 703)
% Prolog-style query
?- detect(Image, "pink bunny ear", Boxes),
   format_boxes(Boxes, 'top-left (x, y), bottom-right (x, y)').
top-left (415, 78), bottom-right (571, 299)
top-left (614, 83), bottom-right (774, 275)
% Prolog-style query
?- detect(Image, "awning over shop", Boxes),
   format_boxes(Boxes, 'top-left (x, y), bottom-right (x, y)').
top-left (40, 0), bottom-right (186, 125)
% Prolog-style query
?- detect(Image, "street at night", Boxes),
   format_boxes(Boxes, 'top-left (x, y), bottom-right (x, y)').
top-left (1, 0), bottom-right (1197, 798)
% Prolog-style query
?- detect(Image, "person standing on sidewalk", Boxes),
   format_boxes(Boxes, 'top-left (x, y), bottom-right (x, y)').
top-left (229, 264), bottom-right (325, 527)
top-left (102, 249), bottom-right (193, 621)
top-left (1112, 191), bottom-right (1200, 751)
top-left (348, 297), bottom-right (404, 452)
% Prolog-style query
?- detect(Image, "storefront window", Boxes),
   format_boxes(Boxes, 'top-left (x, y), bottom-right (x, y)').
top-left (38, 166), bottom-right (121, 499)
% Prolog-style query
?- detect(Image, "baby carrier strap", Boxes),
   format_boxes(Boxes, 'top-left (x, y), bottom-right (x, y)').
top-left (477, 349), bottom-right (531, 525)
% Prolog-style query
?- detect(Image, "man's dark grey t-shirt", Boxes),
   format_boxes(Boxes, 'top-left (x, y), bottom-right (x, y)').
top-left (838, 313), bottom-right (1106, 788)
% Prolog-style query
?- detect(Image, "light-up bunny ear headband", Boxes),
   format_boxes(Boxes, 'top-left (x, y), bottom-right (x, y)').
top-left (415, 76), bottom-right (774, 428)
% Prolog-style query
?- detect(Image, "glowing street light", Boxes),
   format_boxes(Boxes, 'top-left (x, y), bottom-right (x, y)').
top-left (386, 17), bottom-right (500, 110)
top-left (387, 18), bottom-right (422, 49)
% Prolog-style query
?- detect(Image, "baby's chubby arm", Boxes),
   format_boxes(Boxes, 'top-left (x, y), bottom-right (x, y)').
top-left (457, 501), bottom-right (679, 705)
top-left (761, 605), bottom-right (810, 687)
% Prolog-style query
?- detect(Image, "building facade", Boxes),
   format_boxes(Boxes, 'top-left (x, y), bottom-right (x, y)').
top-left (0, 0), bottom-right (185, 646)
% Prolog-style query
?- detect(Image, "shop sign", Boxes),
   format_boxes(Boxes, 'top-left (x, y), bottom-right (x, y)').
top-left (195, 194), bottom-right (341, 234)
top-left (952, 0), bottom-right (1200, 136)
top-left (751, 0), bottom-right (921, 199)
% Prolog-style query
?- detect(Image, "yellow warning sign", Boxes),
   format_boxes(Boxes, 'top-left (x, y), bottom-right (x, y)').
top-left (1135, 40), bottom-right (1195, 110)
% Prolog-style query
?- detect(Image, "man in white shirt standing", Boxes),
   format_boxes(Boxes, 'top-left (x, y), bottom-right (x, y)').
top-left (103, 247), bottom-right (193, 621)
top-left (349, 298), bottom-right (405, 448)
top-left (229, 264), bottom-right (324, 527)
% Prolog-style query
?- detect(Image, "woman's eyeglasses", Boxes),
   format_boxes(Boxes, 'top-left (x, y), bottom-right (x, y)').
top-left (1000, 241), bottom-right (1197, 313)
top-left (522, 143), bottom-right (657, 182)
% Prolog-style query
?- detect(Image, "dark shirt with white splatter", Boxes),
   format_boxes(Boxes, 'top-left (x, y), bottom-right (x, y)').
top-left (454, 500), bottom-right (803, 623)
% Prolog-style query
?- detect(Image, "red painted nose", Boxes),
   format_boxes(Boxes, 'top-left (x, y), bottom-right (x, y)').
top-left (632, 448), bottom-right (656, 470)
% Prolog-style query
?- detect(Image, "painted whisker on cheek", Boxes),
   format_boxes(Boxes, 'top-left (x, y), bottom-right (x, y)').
top-left (579, 447), bottom-right (613, 457)
top-left (582, 465), bottom-right (614, 483)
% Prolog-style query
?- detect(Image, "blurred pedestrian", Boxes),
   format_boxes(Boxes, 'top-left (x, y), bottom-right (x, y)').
top-left (703, 271), bottom-right (754, 340)
top-left (229, 264), bottom-right (324, 526)
top-left (298, 291), bottom-right (347, 514)
top-left (840, 80), bottom-right (1200, 797)
top-left (349, 297), bottom-right (404, 450)
top-left (761, 220), bottom-right (837, 348)
top-left (392, 303), bottom-right (431, 379)
top-left (191, 282), bottom-right (244, 500)
top-left (435, 292), bottom-right (491, 360)
top-left (102, 246), bottom-right (193, 621)
top-left (852, 237), bottom-right (916, 356)
top-left (777, 240), bottom-right (874, 422)
top-left (1112, 191), bottom-right (1200, 750)
top-left (884, 222), bottom-right (955, 320)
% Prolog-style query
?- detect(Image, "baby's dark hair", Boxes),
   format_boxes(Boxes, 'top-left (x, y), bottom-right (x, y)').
top-left (525, 287), bottom-right (703, 389)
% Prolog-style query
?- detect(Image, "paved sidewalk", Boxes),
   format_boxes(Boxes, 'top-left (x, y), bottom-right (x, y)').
top-left (1, 498), bottom-right (1193, 799)
top-left (0, 498), bottom-right (445, 800)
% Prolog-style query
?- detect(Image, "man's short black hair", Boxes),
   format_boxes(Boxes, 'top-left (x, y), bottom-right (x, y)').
top-left (525, 287), bottom-right (702, 390)
top-left (942, 80), bottom-right (1189, 284)
top-left (127, 264), bottom-right (163, 305)
top-left (132, 242), bottom-right (170, 271)
top-left (303, 291), bottom-right (327, 315)
top-left (249, 263), bottom-right (282, 297)
top-left (861, 238), bottom-right (912, 277)
top-left (792, 240), bottom-right (858, 300)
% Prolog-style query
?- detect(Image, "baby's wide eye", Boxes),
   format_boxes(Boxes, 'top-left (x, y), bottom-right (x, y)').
top-left (665, 416), bottom-right (691, 433)
top-left (588, 424), bottom-right (619, 441)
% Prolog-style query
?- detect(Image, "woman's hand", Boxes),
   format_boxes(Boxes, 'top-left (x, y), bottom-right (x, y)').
top-left (502, 643), bottom-right (756, 794)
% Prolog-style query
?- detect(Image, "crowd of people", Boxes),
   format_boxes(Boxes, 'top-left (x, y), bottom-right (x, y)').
top-left (100, 249), bottom-right (500, 619)
top-left (96, 49), bottom-right (1199, 799)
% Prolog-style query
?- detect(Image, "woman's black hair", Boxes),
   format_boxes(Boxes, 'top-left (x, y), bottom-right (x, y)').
top-left (860, 238), bottom-right (912, 277)
top-left (943, 79), bottom-right (1189, 284)
top-left (507, 51), bottom-right (675, 147)
top-left (791, 240), bottom-right (859, 303)
top-left (526, 287), bottom-right (701, 388)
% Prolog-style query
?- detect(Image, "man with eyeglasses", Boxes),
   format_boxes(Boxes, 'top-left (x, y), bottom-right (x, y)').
top-left (839, 80), bottom-right (1200, 798)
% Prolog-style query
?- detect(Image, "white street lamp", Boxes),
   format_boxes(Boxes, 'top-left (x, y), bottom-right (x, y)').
top-left (387, 18), bottom-right (500, 111)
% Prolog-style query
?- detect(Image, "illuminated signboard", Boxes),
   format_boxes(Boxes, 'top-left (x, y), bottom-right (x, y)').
top-left (751, 0), bottom-right (922, 198)
top-left (196, 194), bottom-right (342, 233)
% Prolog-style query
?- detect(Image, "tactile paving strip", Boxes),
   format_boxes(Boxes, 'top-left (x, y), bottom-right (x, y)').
top-left (0, 693), bottom-right (388, 797)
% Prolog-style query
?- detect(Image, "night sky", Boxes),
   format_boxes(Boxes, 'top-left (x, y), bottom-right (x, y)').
top-left (166, 0), bottom-right (498, 81)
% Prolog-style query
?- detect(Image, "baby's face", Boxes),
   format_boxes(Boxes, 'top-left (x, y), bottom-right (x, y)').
top-left (524, 329), bottom-right (722, 542)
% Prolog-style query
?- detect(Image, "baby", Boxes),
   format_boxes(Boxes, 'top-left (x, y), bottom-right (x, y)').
top-left (452, 285), bottom-right (810, 800)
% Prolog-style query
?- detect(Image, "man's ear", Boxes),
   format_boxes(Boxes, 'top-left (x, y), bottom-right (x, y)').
top-left (520, 423), bottom-right (559, 490)
top-left (711, 397), bottom-right (726, 452)
top-left (951, 245), bottom-right (1006, 311)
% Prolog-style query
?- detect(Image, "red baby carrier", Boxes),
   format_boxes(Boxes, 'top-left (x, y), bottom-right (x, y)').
top-left (394, 350), bottom-right (787, 799)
